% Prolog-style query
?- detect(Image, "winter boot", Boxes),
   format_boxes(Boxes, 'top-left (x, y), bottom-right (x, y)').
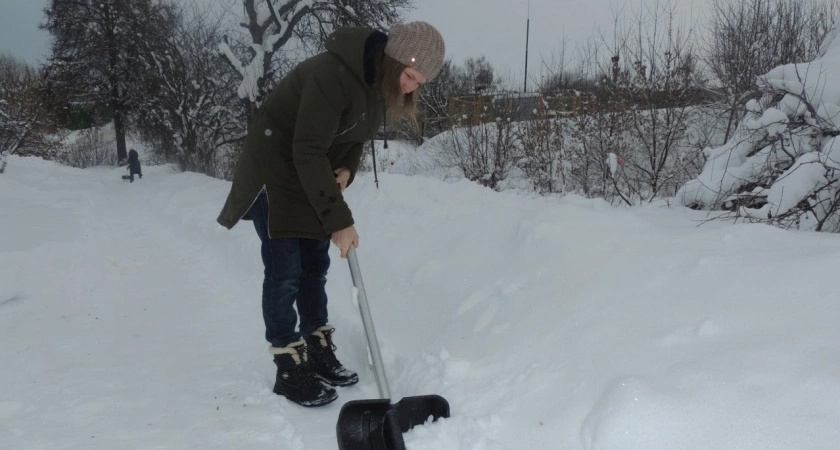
top-left (304, 325), bottom-right (359, 387)
top-left (270, 339), bottom-right (338, 407)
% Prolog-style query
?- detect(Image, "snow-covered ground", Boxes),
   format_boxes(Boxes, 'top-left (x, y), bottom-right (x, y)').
top-left (2, 154), bottom-right (840, 449)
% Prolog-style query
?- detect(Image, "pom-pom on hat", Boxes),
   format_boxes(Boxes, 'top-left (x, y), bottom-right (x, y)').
top-left (384, 21), bottom-right (446, 81)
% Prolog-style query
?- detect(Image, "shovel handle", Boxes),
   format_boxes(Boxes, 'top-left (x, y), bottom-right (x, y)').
top-left (347, 246), bottom-right (392, 400)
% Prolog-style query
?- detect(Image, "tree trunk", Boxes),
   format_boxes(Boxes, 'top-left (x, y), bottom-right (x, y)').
top-left (114, 110), bottom-right (127, 163)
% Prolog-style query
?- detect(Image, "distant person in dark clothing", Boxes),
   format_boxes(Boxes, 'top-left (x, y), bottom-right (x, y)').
top-left (127, 149), bottom-right (142, 182)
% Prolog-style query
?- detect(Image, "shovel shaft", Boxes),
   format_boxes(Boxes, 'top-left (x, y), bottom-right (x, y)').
top-left (347, 247), bottom-right (391, 400)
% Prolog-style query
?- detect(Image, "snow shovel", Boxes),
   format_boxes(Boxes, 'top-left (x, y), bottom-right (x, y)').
top-left (336, 247), bottom-right (450, 450)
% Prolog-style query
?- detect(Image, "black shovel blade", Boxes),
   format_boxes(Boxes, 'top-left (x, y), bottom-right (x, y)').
top-left (337, 399), bottom-right (405, 450)
top-left (393, 395), bottom-right (450, 432)
top-left (337, 395), bottom-right (450, 450)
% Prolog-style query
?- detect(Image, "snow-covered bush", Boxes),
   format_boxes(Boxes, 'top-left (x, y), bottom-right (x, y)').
top-left (432, 118), bottom-right (520, 191)
top-left (60, 126), bottom-right (117, 168)
top-left (518, 107), bottom-right (567, 194)
top-left (677, 25), bottom-right (840, 231)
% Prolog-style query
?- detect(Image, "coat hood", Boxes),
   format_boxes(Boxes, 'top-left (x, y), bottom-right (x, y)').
top-left (325, 27), bottom-right (387, 87)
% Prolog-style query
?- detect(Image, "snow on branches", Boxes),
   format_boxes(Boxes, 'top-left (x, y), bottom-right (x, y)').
top-left (677, 24), bottom-right (840, 232)
top-left (218, 0), bottom-right (404, 114)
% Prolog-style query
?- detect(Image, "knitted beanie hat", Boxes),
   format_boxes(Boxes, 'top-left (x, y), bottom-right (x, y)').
top-left (384, 21), bottom-right (446, 81)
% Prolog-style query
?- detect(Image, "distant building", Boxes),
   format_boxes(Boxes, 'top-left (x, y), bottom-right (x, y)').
top-left (448, 90), bottom-right (596, 126)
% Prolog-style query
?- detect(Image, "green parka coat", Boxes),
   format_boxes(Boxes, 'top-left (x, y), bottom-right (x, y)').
top-left (217, 28), bottom-right (387, 239)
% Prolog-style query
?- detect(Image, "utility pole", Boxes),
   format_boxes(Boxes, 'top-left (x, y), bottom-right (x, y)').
top-left (524, 0), bottom-right (530, 93)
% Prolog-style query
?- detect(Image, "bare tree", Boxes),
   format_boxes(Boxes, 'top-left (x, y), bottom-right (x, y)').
top-left (704, 0), bottom-right (838, 142)
top-left (219, 0), bottom-right (408, 119)
top-left (0, 54), bottom-right (56, 158)
top-left (618, 2), bottom-right (700, 201)
top-left (410, 60), bottom-right (459, 140)
top-left (134, 2), bottom-right (242, 177)
top-left (520, 43), bottom-right (574, 194)
top-left (517, 103), bottom-right (566, 194)
top-left (435, 118), bottom-right (519, 190)
top-left (43, 0), bottom-right (172, 163)
top-left (536, 37), bottom-right (594, 93)
top-left (410, 56), bottom-right (501, 142)
top-left (563, 32), bottom-right (635, 203)
top-left (547, 2), bottom-right (703, 204)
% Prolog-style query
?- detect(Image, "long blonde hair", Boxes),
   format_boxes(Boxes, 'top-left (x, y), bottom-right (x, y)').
top-left (379, 55), bottom-right (418, 123)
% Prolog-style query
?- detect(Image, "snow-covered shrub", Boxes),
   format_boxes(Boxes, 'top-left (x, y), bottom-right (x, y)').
top-left (677, 25), bottom-right (840, 231)
top-left (432, 118), bottom-right (520, 191)
top-left (517, 104), bottom-right (567, 195)
top-left (546, 3), bottom-right (706, 205)
top-left (61, 126), bottom-right (117, 168)
top-left (565, 99), bottom-right (631, 202)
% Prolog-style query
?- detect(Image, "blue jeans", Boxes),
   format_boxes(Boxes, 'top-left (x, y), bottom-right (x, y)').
top-left (249, 192), bottom-right (330, 348)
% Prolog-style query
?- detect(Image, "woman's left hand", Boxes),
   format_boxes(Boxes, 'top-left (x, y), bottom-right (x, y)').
top-left (334, 168), bottom-right (350, 192)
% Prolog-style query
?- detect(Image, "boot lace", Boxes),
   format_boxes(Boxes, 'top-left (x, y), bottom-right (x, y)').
top-left (289, 345), bottom-right (323, 391)
top-left (313, 328), bottom-right (342, 371)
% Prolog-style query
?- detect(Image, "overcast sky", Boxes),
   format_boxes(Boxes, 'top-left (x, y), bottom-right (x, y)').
top-left (0, 0), bottom-right (50, 64)
top-left (412, 0), bottom-right (713, 86)
top-left (1, 0), bottom-right (712, 85)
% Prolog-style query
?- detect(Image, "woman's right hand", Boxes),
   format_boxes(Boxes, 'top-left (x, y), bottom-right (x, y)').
top-left (331, 225), bottom-right (359, 258)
